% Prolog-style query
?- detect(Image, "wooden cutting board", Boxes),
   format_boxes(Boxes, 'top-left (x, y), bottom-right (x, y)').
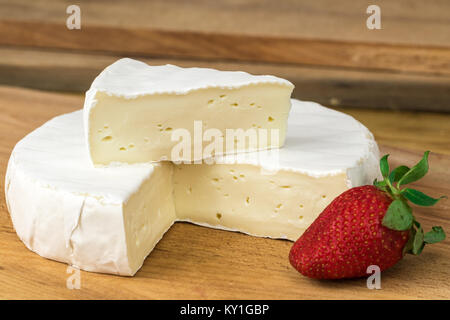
top-left (0, 86), bottom-right (449, 299)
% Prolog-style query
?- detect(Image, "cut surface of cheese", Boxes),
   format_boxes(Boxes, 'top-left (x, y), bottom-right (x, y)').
top-left (5, 99), bottom-right (380, 275)
top-left (84, 58), bottom-right (294, 164)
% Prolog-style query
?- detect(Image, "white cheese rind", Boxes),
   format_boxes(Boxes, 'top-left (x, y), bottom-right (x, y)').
top-left (4, 112), bottom-right (174, 275)
top-left (6, 156), bottom-right (132, 275)
top-left (5, 99), bottom-right (380, 275)
top-left (84, 58), bottom-right (294, 164)
top-left (85, 58), bottom-right (293, 98)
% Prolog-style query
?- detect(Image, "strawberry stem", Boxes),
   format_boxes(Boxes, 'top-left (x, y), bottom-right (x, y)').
top-left (373, 151), bottom-right (446, 255)
top-left (385, 178), bottom-right (400, 197)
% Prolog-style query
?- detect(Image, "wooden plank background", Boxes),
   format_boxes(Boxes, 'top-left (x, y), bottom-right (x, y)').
top-left (0, 86), bottom-right (449, 299)
top-left (0, 0), bottom-right (449, 111)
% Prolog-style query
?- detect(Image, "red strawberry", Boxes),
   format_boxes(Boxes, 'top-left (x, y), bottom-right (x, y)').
top-left (289, 151), bottom-right (446, 279)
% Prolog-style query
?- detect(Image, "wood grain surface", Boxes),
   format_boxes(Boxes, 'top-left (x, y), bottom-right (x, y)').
top-left (1, 0), bottom-right (449, 111)
top-left (3, 0), bottom-right (450, 45)
top-left (2, 0), bottom-right (449, 46)
top-left (0, 86), bottom-right (449, 299)
top-left (2, 20), bottom-right (449, 76)
top-left (1, 47), bottom-right (450, 112)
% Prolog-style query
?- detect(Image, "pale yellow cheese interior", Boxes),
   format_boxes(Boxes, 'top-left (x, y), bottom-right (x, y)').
top-left (122, 162), bottom-right (349, 274)
top-left (89, 84), bottom-right (292, 164)
top-left (173, 163), bottom-right (348, 241)
top-left (123, 163), bottom-right (176, 273)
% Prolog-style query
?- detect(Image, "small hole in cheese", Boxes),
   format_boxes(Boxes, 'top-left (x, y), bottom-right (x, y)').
top-left (216, 213), bottom-right (222, 219)
top-left (268, 116), bottom-right (274, 122)
top-left (231, 103), bottom-right (238, 107)
top-left (119, 147), bottom-right (126, 151)
top-left (102, 136), bottom-right (112, 142)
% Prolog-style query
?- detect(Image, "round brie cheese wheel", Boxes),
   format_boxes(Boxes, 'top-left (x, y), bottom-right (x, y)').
top-left (5, 99), bottom-right (380, 275)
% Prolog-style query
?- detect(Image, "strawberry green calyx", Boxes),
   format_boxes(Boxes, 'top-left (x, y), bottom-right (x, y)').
top-left (373, 151), bottom-right (447, 255)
